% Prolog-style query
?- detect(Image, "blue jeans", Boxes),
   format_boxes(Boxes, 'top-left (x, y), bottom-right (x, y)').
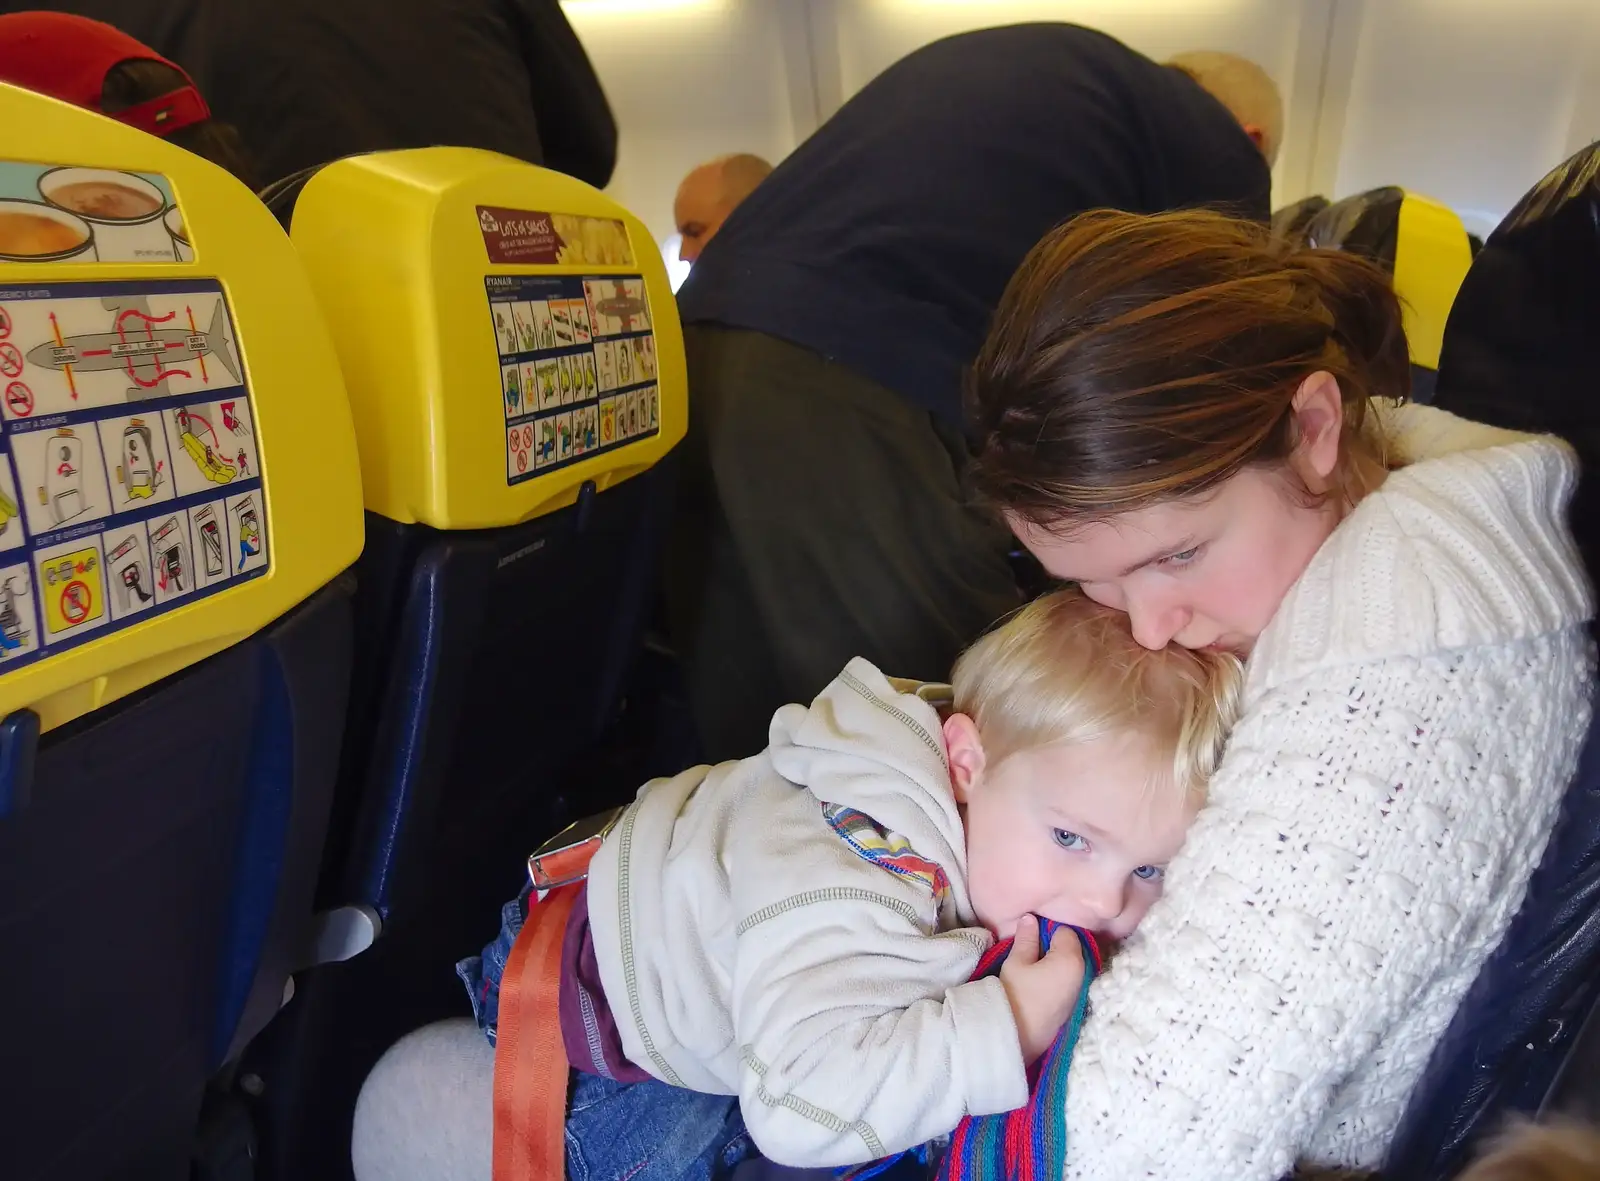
top-left (566, 1072), bottom-right (755, 1181)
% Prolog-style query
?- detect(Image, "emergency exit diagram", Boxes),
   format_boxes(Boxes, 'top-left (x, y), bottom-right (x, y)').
top-left (0, 278), bottom-right (269, 670)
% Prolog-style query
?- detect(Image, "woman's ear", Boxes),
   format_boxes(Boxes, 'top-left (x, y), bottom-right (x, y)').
top-left (943, 713), bottom-right (986, 803)
top-left (1290, 370), bottom-right (1346, 491)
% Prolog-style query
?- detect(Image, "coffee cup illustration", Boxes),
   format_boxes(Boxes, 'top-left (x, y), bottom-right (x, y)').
top-left (0, 198), bottom-right (96, 263)
top-left (38, 167), bottom-right (174, 262)
top-left (164, 205), bottom-right (192, 262)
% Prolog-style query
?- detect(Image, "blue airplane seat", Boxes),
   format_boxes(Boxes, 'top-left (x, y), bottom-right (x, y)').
top-left (236, 149), bottom-right (687, 1181)
top-left (1, 642), bottom-right (263, 1181)
top-left (346, 479), bottom-right (673, 901)
top-left (0, 78), bottom-right (366, 1181)
top-left (0, 580), bottom-right (355, 1181)
top-left (210, 579), bottom-right (357, 1067)
top-left (1382, 139), bottom-right (1600, 1181)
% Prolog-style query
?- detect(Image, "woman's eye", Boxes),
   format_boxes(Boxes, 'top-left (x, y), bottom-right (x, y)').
top-left (1052, 829), bottom-right (1087, 851)
top-left (1159, 546), bottom-right (1201, 567)
top-left (1133, 864), bottom-right (1164, 881)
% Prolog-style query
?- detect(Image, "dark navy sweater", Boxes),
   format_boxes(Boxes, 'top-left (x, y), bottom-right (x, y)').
top-left (676, 23), bottom-right (1271, 430)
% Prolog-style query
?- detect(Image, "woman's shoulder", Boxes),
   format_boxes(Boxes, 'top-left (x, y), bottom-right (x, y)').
top-left (1250, 408), bottom-right (1593, 693)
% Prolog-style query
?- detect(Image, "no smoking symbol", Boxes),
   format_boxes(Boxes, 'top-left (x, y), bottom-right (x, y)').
top-left (60, 580), bottom-right (92, 625)
top-left (5, 382), bottom-right (32, 417)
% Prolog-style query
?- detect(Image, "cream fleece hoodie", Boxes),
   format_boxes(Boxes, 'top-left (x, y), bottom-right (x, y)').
top-left (585, 659), bottom-right (1027, 1168)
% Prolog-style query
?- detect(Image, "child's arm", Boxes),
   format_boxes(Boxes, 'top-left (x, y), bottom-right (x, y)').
top-left (731, 890), bottom-right (1083, 1168)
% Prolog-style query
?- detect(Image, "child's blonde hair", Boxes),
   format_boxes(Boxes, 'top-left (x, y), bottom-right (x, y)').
top-left (951, 589), bottom-right (1244, 798)
top-left (1457, 1118), bottom-right (1600, 1181)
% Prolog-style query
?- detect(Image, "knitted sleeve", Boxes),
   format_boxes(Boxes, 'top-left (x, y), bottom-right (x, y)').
top-left (1061, 633), bottom-right (1591, 1180)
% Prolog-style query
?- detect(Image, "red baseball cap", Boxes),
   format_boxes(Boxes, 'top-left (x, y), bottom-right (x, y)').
top-left (0, 11), bottom-right (210, 138)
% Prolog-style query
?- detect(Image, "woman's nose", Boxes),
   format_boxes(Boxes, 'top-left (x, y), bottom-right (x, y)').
top-left (1127, 594), bottom-right (1191, 651)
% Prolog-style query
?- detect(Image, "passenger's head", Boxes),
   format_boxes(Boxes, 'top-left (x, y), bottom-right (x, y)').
top-left (1457, 1119), bottom-right (1600, 1181)
top-left (944, 589), bottom-right (1242, 941)
top-left (0, 12), bottom-right (255, 188)
top-left (1167, 50), bottom-right (1283, 165)
top-left (673, 152), bottom-right (773, 262)
top-left (968, 209), bottom-right (1409, 656)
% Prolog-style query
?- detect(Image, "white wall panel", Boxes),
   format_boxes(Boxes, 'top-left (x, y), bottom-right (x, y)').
top-left (562, 0), bottom-right (800, 244)
top-left (1332, 0), bottom-right (1600, 236)
top-left (1563, 14), bottom-right (1600, 160)
top-left (559, 0), bottom-right (1600, 257)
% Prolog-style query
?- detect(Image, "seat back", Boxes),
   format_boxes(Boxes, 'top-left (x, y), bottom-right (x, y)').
top-left (239, 148), bottom-right (686, 1179)
top-left (290, 144), bottom-right (685, 915)
top-left (1270, 193), bottom-right (1329, 241)
top-left (1303, 186), bottom-right (1474, 403)
top-left (1381, 141), bottom-right (1600, 1181)
top-left (0, 83), bottom-right (364, 1179)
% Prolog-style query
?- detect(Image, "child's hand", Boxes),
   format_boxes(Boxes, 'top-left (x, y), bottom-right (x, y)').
top-left (998, 915), bottom-right (1086, 1064)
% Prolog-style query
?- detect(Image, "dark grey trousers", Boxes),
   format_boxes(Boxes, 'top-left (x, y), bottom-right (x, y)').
top-left (664, 324), bottom-right (1023, 763)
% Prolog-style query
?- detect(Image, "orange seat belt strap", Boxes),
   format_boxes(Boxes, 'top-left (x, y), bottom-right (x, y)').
top-left (492, 882), bottom-right (581, 1181)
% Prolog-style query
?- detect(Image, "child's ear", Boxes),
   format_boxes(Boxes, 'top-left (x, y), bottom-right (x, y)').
top-left (943, 713), bottom-right (986, 803)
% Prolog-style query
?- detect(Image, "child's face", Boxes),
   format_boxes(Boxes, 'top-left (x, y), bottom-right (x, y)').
top-left (947, 719), bottom-right (1197, 941)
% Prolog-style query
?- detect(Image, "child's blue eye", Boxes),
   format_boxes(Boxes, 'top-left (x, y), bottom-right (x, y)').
top-left (1133, 864), bottom-right (1164, 881)
top-left (1159, 546), bottom-right (1200, 567)
top-left (1052, 829), bottom-right (1087, 851)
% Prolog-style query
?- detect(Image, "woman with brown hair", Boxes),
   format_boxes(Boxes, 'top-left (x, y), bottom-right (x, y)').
top-left (966, 209), bottom-right (1595, 1179)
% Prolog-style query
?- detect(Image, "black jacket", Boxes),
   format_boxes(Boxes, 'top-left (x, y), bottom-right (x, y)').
top-left (677, 23), bottom-right (1270, 430)
top-left (12, 0), bottom-right (617, 190)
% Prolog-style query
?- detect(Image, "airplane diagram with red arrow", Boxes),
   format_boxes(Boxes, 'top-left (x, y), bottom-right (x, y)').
top-left (0, 286), bottom-right (242, 421)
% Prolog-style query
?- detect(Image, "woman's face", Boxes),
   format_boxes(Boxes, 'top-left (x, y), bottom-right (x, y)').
top-left (1006, 372), bottom-right (1353, 656)
top-left (1008, 467), bottom-right (1340, 656)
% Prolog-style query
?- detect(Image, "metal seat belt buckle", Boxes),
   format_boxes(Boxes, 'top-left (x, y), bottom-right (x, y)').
top-left (527, 806), bottom-right (624, 889)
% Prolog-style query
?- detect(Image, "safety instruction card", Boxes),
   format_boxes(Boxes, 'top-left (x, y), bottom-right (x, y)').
top-left (0, 278), bottom-right (268, 670)
top-left (487, 274), bottom-right (661, 484)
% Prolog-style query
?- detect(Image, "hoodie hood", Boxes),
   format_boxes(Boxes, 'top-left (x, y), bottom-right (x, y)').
top-left (766, 657), bottom-right (975, 922)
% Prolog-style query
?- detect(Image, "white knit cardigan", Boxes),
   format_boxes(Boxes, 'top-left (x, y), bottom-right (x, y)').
top-left (1063, 404), bottom-right (1596, 1179)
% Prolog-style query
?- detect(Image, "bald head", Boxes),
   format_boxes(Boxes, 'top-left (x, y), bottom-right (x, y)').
top-left (674, 153), bottom-right (774, 262)
top-left (1167, 51), bottom-right (1284, 166)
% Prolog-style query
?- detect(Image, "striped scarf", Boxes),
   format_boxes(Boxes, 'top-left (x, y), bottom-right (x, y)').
top-left (840, 920), bottom-right (1102, 1181)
